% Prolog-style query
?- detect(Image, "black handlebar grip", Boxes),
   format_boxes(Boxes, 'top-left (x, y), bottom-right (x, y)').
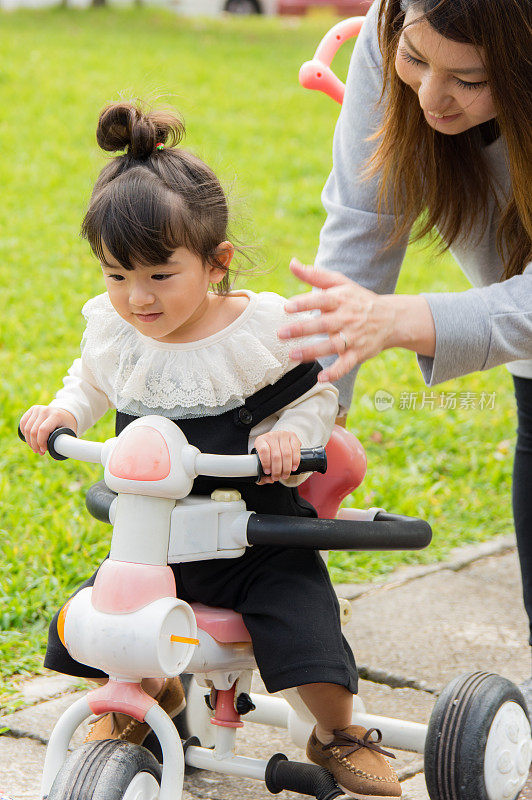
top-left (18, 424), bottom-right (76, 460)
top-left (293, 447), bottom-right (327, 475)
top-left (252, 446), bottom-right (327, 481)
top-left (265, 753), bottom-right (343, 800)
top-left (47, 427), bottom-right (77, 461)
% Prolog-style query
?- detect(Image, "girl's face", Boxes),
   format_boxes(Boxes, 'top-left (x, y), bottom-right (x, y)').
top-left (395, 7), bottom-right (496, 134)
top-left (101, 243), bottom-right (232, 343)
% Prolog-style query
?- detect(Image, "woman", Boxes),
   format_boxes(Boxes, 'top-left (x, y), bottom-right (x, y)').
top-left (278, 0), bottom-right (532, 696)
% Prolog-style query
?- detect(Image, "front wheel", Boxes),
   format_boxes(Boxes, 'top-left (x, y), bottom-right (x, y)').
top-left (47, 740), bottom-right (161, 800)
top-left (424, 671), bottom-right (531, 800)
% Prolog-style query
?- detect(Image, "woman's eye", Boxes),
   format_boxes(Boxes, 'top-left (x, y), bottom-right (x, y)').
top-left (399, 45), bottom-right (488, 91)
top-left (107, 274), bottom-right (125, 281)
top-left (152, 274), bottom-right (173, 281)
top-left (399, 47), bottom-right (424, 66)
top-left (455, 77), bottom-right (489, 91)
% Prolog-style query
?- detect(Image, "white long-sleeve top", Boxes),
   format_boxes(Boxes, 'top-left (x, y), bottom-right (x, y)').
top-left (49, 289), bottom-right (339, 486)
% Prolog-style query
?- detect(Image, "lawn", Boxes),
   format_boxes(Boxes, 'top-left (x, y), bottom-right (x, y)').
top-left (0, 7), bottom-right (517, 691)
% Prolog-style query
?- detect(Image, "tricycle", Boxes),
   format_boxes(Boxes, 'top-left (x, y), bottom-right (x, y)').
top-left (19, 415), bottom-right (531, 800)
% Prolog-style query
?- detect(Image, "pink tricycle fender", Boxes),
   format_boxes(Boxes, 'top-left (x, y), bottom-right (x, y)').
top-left (299, 16), bottom-right (365, 105)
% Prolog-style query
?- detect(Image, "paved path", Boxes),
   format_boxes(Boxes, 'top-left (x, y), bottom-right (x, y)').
top-left (1, 542), bottom-right (530, 800)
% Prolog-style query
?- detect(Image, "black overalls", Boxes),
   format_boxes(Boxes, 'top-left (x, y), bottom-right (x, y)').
top-left (45, 363), bottom-right (358, 694)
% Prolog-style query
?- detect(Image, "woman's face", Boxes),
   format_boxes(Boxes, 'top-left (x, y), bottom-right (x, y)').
top-left (395, 7), bottom-right (496, 134)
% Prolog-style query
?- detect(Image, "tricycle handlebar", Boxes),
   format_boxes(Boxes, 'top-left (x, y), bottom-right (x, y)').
top-left (18, 425), bottom-right (103, 463)
top-left (19, 424), bottom-right (327, 480)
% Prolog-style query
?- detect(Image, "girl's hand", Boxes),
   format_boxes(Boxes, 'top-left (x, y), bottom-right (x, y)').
top-left (19, 406), bottom-right (78, 456)
top-left (277, 259), bottom-right (396, 383)
top-left (278, 259), bottom-right (436, 383)
top-left (254, 431), bottom-right (301, 484)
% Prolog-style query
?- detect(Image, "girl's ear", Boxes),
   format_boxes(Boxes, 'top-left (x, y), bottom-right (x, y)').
top-left (209, 241), bottom-right (234, 284)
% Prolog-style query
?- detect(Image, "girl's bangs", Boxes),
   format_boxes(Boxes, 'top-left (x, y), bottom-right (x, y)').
top-left (84, 173), bottom-right (193, 270)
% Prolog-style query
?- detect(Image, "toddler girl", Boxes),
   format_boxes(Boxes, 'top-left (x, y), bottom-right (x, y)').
top-left (20, 101), bottom-right (400, 799)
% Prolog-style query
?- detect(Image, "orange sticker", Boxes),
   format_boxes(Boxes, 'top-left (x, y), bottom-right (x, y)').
top-left (170, 634), bottom-right (199, 646)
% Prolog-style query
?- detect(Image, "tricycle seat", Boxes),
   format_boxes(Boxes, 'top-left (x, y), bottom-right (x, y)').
top-left (192, 602), bottom-right (252, 643)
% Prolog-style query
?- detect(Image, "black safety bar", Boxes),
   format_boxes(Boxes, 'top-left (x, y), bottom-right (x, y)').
top-left (246, 512), bottom-right (432, 551)
top-left (86, 481), bottom-right (116, 523)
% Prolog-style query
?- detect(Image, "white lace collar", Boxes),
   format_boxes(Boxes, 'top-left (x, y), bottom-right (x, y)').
top-left (80, 290), bottom-right (301, 414)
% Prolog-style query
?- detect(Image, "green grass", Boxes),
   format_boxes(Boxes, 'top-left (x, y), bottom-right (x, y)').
top-left (0, 7), bottom-right (516, 692)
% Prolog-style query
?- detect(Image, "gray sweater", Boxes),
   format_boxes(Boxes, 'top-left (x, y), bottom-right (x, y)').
top-left (315, 0), bottom-right (532, 409)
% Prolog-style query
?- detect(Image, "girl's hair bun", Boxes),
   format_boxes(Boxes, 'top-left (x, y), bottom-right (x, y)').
top-left (96, 100), bottom-right (185, 159)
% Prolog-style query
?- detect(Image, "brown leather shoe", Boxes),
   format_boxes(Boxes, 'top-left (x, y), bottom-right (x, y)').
top-left (307, 725), bottom-right (401, 799)
top-left (84, 677), bottom-right (186, 745)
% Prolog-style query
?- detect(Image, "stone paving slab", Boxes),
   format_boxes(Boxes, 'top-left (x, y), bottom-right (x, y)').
top-left (2, 692), bottom-right (90, 749)
top-left (400, 773), bottom-right (430, 800)
top-left (334, 534), bottom-right (516, 601)
top-left (17, 676), bottom-right (81, 707)
top-left (345, 550), bottom-right (530, 691)
top-left (355, 680), bottom-right (435, 725)
top-left (0, 737), bottom-right (48, 800)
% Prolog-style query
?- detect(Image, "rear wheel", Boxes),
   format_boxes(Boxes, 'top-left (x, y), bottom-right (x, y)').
top-left (47, 740), bottom-right (161, 800)
top-left (224, 0), bottom-right (260, 13)
top-left (424, 671), bottom-right (531, 800)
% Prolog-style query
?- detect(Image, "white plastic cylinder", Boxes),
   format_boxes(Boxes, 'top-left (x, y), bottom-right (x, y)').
top-left (63, 588), bottom-right (197, 680)
top-left (352, 713), bottom-right (427, 754)
top-left (185, 746), bottom-right (268, 780)
top-left (110, 494), bottom-right (176, 565)
top-left (214, 726), bottom-right (238, 759)
top-left (194, 452), bottom-right (259, 478)
top-left (246, 694), bottom-right (290, 728)
top-left (52, 434), bottom-right (103, 463)
top-left (288, 707), bottom-right (315, 749)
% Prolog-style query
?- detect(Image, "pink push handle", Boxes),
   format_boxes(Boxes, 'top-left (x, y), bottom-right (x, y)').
top-left (298, 16), bottom-right (365, 105)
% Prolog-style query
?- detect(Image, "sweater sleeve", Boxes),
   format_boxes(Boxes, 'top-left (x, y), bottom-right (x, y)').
top-left (249, 381), bottom-right (339, 487)
top-left (417, 261), bottom-right (532, 385)
top-left (314, 0), bottom-right (410, 409)
top-left (49, 356), bottom-right (112, 435)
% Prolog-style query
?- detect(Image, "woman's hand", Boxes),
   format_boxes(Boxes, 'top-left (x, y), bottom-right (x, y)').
top-left (254, 430), bottom-right (301, 484)
top-left (278, 259), bottom-right (436, 383)
top-left (20, 406), bottom-right (78, 455)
